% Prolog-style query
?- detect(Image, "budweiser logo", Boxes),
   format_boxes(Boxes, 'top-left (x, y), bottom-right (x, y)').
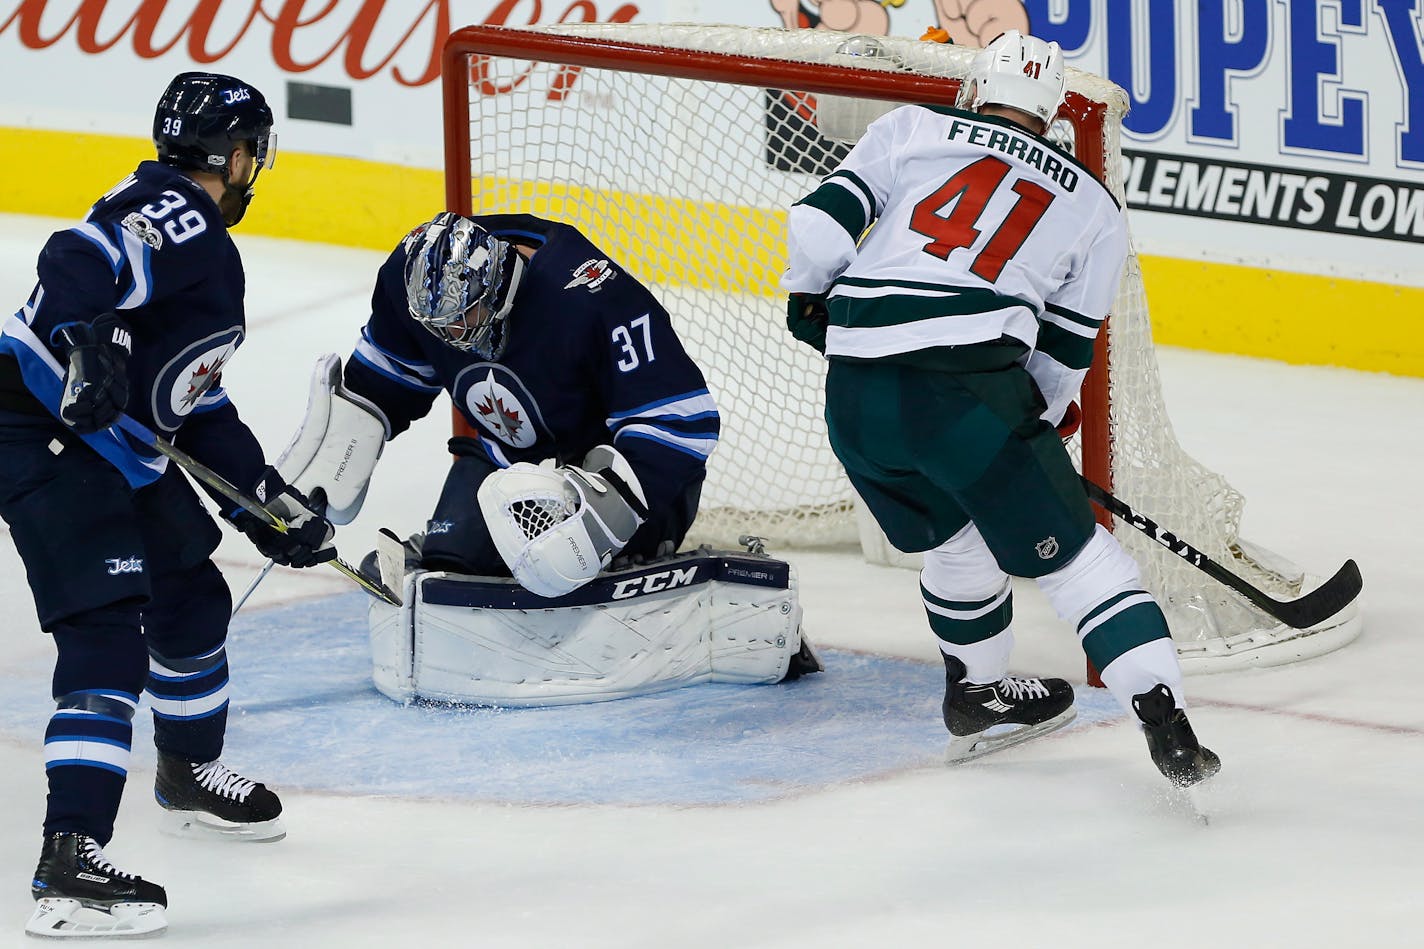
top-left (1, 0), bottom-right (641, 88)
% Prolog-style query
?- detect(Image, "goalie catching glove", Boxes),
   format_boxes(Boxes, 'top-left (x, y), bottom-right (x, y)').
top-left (478, 445), bottom-right (650, 598)
top-left (230, 468), bottom-right (337, 568)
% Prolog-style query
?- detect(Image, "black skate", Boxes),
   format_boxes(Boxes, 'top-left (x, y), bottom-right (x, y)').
top-left (942, 654), bottom-right (1077, 762)
top-left (26, 833), bottom-right (168, 938)
top-left (1132, 684), bottom-right (1222, 788)
top-left (155, 752), bottom-right (285, 842)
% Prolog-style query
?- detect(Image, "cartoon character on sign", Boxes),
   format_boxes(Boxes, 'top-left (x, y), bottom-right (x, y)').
top-left (932, 0), bottom-right (1029, 46)
top-left (769, 0), bottom-right (903, 34)
top-left (768, 0), bottom-right (1028, 47)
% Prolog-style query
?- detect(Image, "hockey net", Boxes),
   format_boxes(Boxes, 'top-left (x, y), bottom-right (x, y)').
top-left (441, 23), bottom-right (1360, 673)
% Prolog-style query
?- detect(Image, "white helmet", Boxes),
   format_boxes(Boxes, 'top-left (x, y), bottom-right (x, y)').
top-left (959, 30), bottom-right (1067, 126)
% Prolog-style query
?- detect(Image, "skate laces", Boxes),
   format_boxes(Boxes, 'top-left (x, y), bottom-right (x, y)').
top-left (192, 760), bottom-right (256, 802)
top-left (996, 676), bottom-right (1051, 701)
top-left (78, 838), bottom-right (136, 881)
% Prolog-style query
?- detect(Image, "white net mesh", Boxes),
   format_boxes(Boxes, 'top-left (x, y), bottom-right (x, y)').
top-left (452, 23), bottom-right (1359, 670)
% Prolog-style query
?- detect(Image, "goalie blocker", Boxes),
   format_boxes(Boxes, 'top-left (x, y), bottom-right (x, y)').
top-left (368, 547), bottom-right (822, 707)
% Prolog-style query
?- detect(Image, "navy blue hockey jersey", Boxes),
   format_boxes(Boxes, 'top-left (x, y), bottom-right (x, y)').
top-left (0, 161), bottom-right (267, 494)
top-left (344, 214), bottom-right (720, 517)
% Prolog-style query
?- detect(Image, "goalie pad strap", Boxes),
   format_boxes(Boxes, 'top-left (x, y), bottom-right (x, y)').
top-left (275, 353), bottom-right (388, 525)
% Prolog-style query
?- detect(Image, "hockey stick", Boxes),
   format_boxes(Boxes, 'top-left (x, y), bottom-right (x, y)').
top-left (113, 415), bottom-right (402, 606)
top-left (230, 558), bottom-right (276, 616)
top-left (1081, 477), bottom-right (1361, 629)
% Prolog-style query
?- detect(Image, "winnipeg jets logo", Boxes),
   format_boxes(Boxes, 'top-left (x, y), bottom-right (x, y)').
top-left (155, 329), bottom-right (243, 431)
top-left (222, 87), bottom-right (252, 104)
top-left (465, 370), bottom-right (537, 448)
top-left (106, 556), bottom-right (144, 575)
top-left (1035, 536), bottom-right (1060, 560)
top-left (120, 212), bottom-right (163, 250)
top-left (564, 258), bottom-right (616, 293)
top-left (179, 351), bottom-right (230, 410)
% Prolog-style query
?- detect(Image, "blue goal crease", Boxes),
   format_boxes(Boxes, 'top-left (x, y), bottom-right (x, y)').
top-left (0, 592), bottom-right (1124, 806)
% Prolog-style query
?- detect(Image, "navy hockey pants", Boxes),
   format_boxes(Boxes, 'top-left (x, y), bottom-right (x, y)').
top-left (0, 414), bottom-right (234, 841)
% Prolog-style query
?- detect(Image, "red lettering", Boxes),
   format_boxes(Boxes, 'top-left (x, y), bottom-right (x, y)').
top-left (4, 0), bottom-right (92, 49)
top-left (185, 0), bottom-right (263, 62)
top-left (1, 0), bottom-right (644, 88)
top-left (268, 0), bottom-right (345, 74)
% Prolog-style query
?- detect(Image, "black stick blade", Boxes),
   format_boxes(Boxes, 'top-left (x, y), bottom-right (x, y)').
top-left (1270, 559), bottom-right (1362, 629)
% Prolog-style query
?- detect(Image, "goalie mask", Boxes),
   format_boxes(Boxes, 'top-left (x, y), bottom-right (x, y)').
top-left (958, 30), bottom-right (1067, 127)
top-left (403, 213), bottom-right (526, 359)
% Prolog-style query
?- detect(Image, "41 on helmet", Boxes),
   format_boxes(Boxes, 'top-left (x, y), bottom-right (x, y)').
top-left (959, 30), bottom-right (1067, 129)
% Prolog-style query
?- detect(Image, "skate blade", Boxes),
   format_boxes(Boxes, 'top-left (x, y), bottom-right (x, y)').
top-left (160, 809), bottom-right (286, 843)
top-left (1168, 773), bottom-right (1217, 826)
top-left (945, 707), bottom-right (1077, 764)
top-left (26, 897), bottom-right (167, 939)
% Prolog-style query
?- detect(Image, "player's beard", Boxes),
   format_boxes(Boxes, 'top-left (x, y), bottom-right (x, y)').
top-left (219, 183), bottom-right (254, 227)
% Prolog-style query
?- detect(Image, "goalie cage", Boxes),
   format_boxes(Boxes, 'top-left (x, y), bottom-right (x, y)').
top-left (440, 23), bottom-right (1361, 675)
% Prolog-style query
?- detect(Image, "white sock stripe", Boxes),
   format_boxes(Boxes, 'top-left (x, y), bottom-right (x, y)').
top-left (922, 583), bottom-right (1012, 621)
top-left (148, 647), bottom-right (226, 679)
top-left (147, 686), bottom-right (229, 719)
top-left (44, 738), bottom-right (132, 771)
top-left (1076, 592), bottom-right (1156, 640)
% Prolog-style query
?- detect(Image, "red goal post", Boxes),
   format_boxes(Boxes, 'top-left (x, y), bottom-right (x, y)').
top-left (439, 23), bottom-right (1360, 675)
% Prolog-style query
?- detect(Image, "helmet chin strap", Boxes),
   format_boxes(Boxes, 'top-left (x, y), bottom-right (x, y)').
top-left (219, 163), bottom-right (261, 227)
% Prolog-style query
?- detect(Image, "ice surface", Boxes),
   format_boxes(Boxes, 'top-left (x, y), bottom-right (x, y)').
top-left (1, 214), bottom-right (1420, 948)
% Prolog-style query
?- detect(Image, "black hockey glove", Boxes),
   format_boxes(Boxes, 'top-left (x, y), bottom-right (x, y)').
top-left (55, 312), bottom-right (131, 435)
top-left (786, 293), bottom-right (829, 353)
top-left (231, 469), bottom-right (337, 569)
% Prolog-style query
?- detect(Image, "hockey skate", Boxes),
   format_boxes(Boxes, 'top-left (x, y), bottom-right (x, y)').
top-left (1132, 684), bottom-right (1222, 788)
top-left (26, 833), bottom-right (168, 939)
top-left (942, 654), bottom-right (1077, 763)
top-left (155, 753), bottom-right (286, 842)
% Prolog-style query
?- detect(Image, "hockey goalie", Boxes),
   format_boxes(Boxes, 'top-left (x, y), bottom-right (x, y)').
top-left (277, 211), bottom-right (822, 706)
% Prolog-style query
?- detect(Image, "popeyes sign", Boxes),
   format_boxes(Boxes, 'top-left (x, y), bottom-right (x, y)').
top-left (0, 0), bottom-right (638, 87)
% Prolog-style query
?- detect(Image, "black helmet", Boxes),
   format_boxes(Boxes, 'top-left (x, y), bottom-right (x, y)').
top-left (154, 72), bottom-right (274, 175)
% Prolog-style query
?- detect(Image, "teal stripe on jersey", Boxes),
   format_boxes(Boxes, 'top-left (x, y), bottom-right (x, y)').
top-left (828, 170), bottom-right (876, 214)
top-left (829, 287), bottom-right (1035, 329)
top-left (922, 583), bottom-right (1013, 645)
top-left (796, 180), bottom-right (869, 241)
top-left (1036, 319), bottom-right (1097, 370)
top-left (1078, 592), bottom-right (1171, 670)
top-left (1044, 302), bottom-right (1101, 330)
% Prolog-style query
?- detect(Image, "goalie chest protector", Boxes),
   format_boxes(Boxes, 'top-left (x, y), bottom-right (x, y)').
top-left (368, 550), bottom-right (802, 707)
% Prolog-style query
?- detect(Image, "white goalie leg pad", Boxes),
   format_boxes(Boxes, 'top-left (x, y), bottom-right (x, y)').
top-left (369, 552), bottom-right (804, 706)
top-left (275, 353), bottom-right (389, 524)
top-left (708, 561), bottom-right (804, 684)
top-left (369, 569), bottom-right (420, 703)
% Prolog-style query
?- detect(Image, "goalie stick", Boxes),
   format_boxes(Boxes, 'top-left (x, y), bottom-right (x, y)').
top-left (1081, 477), bottom-right (1361, 630)
top-left (113, 415), bottom-right (402, 607)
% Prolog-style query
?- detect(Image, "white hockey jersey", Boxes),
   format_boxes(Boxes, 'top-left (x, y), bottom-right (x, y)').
top-left (782, 105), bottom-right (1128, 425)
